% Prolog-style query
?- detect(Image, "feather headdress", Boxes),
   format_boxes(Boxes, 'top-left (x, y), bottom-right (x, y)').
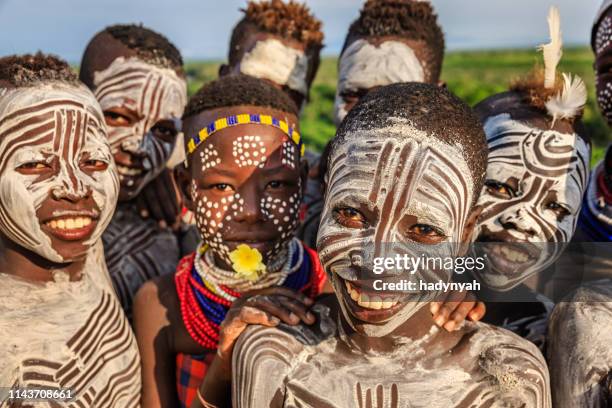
top-left (539, 6), bottom-right (587, 124)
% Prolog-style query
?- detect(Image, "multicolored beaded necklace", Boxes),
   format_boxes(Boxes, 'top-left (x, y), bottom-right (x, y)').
top-left (175, 239), bottom-right (326, 349)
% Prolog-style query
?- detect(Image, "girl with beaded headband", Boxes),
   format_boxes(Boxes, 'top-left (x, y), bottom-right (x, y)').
top-left (132, 74), bottom-right (327, 408)
top-left (472, 7), bottom-right (590, 347)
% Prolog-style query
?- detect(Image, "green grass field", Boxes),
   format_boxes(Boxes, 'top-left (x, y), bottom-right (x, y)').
top-left (185, 47), bottom-right (610, 165)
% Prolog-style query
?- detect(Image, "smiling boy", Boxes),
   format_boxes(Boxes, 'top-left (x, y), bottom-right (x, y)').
top-left (220, 82), bottom-right (551, 408)
top-left (79, 24), bottom-right (188, 317)
top-left (0, 54), bottom-right (140, 406)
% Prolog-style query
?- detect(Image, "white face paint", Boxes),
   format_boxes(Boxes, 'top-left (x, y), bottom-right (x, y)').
top-left (334, 40), bottom-right (425, 126)
top-left (93, 57), bottom-right (187, 199)
top-left (239, 38), bottom-right (310, 97)
top-left (0, 83), bottom-right (119, 263)
top-left (317, 119), bottom-right (474, 337)
top-left (476, 113), bottom-right (590, 290)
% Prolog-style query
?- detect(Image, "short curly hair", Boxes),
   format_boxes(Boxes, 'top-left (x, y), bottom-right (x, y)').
top-left (183, 74), bottom-right (298, 119)
top-left (342, 0), bottom-right (445, 82)
top-left (0, 52), bottom-right (79, 88)
top-left (228, 0), bottom-right (324, 66)
top-left (103, 24), bottom-right (183, 70)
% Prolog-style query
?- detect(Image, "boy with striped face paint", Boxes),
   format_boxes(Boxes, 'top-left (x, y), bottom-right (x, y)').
top-left (220, 0), bottom-right (324, 113)
top-left (473, 8), bottom-right (590, 294)
top-left (228, 83), bottom-right (551, 408)
top-left (133, 75), bottom-right (326, 408)
top-left (305, 0), bottom-right (484, 330)
top-left (79, 25), bottom-right (188, 317)
top-left (301, 0), bottom-right (445, 249)
top-left (0, 54), bottom-right (140, 406)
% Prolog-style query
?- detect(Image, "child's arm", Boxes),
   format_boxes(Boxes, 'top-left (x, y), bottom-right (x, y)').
top-left (193, 287), bottom-right (315, 408)
top-left (133, 276), bottom-right (182, 408)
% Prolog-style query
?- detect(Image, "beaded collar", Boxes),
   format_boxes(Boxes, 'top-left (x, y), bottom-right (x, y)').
top-left (175, 239), bottom-right (326, 349)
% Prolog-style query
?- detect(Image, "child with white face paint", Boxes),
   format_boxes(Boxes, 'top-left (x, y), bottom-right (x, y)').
top-left (79, 24), bottom-right (189, 318)
top-left (230, 83), bottom-right (551, 408)
top-left (302, 0), bottom-right (445, 250)
top-left (305, 0), bottom-right (483, 331)
top-left (220, 0), bottom-right (324, 113)
top-left (0, 54), bottom-right (140, 406)
top-left (474, 8), bottom-right (590, 293)
top-left (333, 0), bottom-right (445, 127)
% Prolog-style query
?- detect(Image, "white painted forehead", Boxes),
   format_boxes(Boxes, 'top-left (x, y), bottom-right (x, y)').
top-left (0, 82), bottom-right (102, 120)
top-left (338, 39), bottom-right (425, 91)
top-left (93, 56), bottom-right (184, 86)
top-left (332, 118), bottom-right (473, 183)
top-left (483, 113), bottom-right (590, 179)
top-left (239, 38), bottom-right (310, 96)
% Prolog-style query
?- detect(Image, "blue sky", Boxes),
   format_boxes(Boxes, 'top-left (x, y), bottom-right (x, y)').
top-left (0, 0), bottom-right (604, 62)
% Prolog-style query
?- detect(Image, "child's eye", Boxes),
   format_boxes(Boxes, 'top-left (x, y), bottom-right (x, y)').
top-left (407, 224), bottom-right (446, 244)
top-left (81, 159), bottom-right (108, 171)
top-left (150, 122), bottom-right (177, 143)
top-left (545, 201), bottom-right (570, 218)
top-left (16, 161), bottom-right (51, 173)
top-left (212, 183), bottom-right (234, 192)
top-left (485, 180), bottom-right (514, 199)
top-left (104, 110), bottom-right (132, 127)
top-left (267, 180), bottom-right (285, 189)
top-left (333, 207), bottom-right (367, 229)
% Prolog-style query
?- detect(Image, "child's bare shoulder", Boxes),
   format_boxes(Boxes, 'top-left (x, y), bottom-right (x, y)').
top-left (463, 322), bottom-right (551, 406)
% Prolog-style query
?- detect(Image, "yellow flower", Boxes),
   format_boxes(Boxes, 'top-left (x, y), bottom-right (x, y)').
top-left (229, 244), bottom-right (266, 281)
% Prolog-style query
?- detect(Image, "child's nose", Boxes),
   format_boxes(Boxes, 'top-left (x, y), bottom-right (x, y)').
top-left (234, 189), bottom-right (265, 224)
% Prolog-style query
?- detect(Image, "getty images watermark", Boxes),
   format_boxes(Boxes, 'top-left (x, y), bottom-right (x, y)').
top-left (371, 254), bottom-right (486, 293)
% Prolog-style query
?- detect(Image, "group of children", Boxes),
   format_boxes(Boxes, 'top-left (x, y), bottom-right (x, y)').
top-left (0, 0), bottom-right (611, 407)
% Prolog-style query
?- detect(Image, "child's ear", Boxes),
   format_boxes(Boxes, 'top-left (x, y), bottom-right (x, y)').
top-left (174, 162), bottom-right (195, 212)
top-left (218, 64), bottom-right (230, 77)
top-left (438, 81), bottom-right (447, 89)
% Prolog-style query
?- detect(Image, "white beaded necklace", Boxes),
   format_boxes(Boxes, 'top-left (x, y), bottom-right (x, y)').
top-left (194, 239), bottom-right (304, 301)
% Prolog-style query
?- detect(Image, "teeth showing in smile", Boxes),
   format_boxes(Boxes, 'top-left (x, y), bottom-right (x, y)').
top-left (117, 165), bottom-right (142, 176)
top-left (45, 217), bottom-right (93, 230)
top-left (492, 244), bottom-right (529, 263)
top-left (345, 281), bottom-right (398, 310)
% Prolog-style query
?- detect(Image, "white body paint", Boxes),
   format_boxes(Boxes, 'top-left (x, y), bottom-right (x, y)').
top-left (233, 316), bottom-right (551, 407)
top-left (334, 40), bottom-right (425, 125)
top-left (239, 38), bottom-right (309, 96)
top-left (0, 241), bottom-right (141, 406)
top-left (0, 84), bottom-right (119, 263)
top-left (547, 280), bottom-right (612, 407)
top-left (476, 113), bottom-right (589, 289)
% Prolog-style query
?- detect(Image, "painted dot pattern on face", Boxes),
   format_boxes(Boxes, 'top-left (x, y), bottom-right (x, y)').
top-left (597, 78), bottom-right (612, 122)
top-left (232, 136), bottom-right (267, 168)
top-left (281, 141), bottom-right (297, 169)
top-left (200, 145), bottom-right (222, 170)
top-left (596, 16), bottom-right (612, 55)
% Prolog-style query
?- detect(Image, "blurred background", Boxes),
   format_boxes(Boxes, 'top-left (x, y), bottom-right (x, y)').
top-left (0, 0), bottom-right (607, 161)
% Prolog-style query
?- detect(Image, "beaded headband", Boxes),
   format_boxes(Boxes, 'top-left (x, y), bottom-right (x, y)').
top-left (186, 114), bottom-right (304, 160)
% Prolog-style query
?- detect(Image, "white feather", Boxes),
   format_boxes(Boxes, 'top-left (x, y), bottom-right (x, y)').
top-left (538, 6), bottom-right (563, 89)
top-left (545, 73), bottom-right (587, 124)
